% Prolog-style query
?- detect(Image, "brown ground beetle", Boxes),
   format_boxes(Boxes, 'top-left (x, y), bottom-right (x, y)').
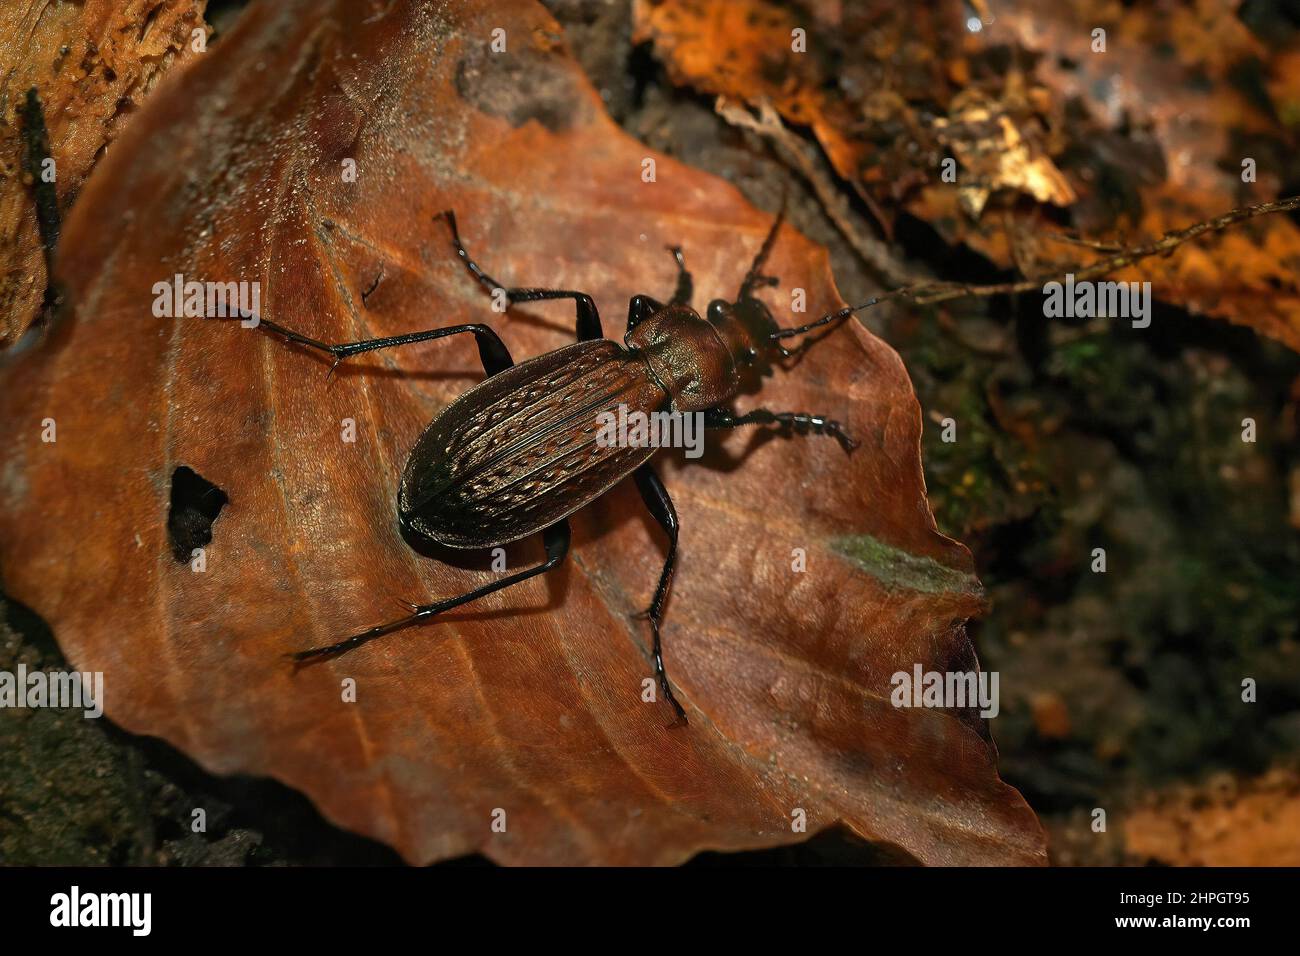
top-left (250, 207), bottom-right (879, 724)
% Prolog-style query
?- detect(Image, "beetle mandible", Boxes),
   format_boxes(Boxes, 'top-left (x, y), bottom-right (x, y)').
top-left (250, 207), bottom-right (879, 724)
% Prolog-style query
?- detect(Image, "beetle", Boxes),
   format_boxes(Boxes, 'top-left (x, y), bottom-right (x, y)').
top-left (249, 207), bottom-right (877, 724)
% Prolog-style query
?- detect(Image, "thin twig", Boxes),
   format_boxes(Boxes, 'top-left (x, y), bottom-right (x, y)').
top-left (712, 94), bottom-right (1300, 318)
top-left (1038, 230), bottom-right (1128, 254)
top-left (715, 97), bottom-right (915, 287)
top-left (886, 195), bottom-right (1300, 307)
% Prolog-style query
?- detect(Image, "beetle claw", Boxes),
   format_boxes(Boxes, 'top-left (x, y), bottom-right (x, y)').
top-left (660, 680), bottom-right (689, 727)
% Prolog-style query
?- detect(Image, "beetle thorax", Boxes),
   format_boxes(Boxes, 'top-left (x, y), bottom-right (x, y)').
top-left (626, 305), bottom-right (740, 412)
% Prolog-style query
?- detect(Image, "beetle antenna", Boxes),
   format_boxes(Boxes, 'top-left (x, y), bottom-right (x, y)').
top-left (769, 283), bottom-right (925, 340)
top-left (738, 193), bottom-right (788, 300)
top-left (769, 294), bottom-right (886, 341)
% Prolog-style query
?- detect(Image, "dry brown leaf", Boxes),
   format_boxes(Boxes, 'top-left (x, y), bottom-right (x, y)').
top-left (0, 0), bottom-right (1044, 865)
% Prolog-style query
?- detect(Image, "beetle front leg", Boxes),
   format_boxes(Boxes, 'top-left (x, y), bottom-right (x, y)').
top-left (626, 294), bottom-right (663, 336)
top-left (625, 246), bottom-right (693, 335)
top-left (289, 520), bottom-right (570, 664)
top-left (632, 464), bottom-right (688, 726)
top-left (666, 245), bottom-right (692, 306)
top-left (704, 407), bottom-right (859, 454)
top-left (437, 210), bottom-right (604, 342)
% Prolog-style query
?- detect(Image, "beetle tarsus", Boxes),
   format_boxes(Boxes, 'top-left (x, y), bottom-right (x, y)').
top-left (704, 407), bottom-right (859, 454)
top-left (437, 208), bottom-right (505, 293)
top-left (438, 209), bottom-right (607, 341)
top-left (650, 624), bottom-right (688, 726)
top-left (287, 521), bottom-right (572, 664)
top-left (631, 465), bottom-right (690, 726)
top-left (18, 88), bottom-right (62, 321)
top-left (287, 642), bottom-right (352, 668)
top-left (665, 245), bottom-right (693, 306)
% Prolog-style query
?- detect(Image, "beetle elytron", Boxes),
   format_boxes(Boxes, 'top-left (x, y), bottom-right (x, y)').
top-left (253, 208), bottom-right (874, 724)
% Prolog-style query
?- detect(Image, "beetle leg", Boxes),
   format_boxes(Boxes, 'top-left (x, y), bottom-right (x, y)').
top-left (436, 210), bottom-right (604, 341)
top-left (288, 520), bottom-right (571, 664)
top-left (505, 288), bottom-right (604, 341)
top-left (703, 407), bottom-right (859, 454)
top-left (632, 464), bottom-right (688, 726)
top-left (625, 294), bottom-right (664, 336)
top-left (252, 319), bottom-right (514, 377)
top-left (665, 245), bottom-right (693, 306)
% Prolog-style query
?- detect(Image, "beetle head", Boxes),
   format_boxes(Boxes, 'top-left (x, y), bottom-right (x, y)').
top-left (702, 197), bottom-right (790, 375)
top-left (705, 295), bottom-right (782, 382)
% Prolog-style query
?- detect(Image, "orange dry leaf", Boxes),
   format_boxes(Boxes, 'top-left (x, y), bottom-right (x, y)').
top-left (992, 0), bottom-right (1300, 351)
top-left (634, 0), bottom-right (1076, 216)
top-left (638, 0), bottom-right (1300, 352)
top-left (0, 0), bottom-right (1044, 864)
top-left (1125, 769), bottom-right (1300, 866)
top-left (933, 90), bottom-right (1077, 216)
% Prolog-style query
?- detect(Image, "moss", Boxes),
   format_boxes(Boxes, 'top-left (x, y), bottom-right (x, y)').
top-left (831, 534), bottom-right (982, 596)
top-left (902, 306), bottom-right (1053, 539)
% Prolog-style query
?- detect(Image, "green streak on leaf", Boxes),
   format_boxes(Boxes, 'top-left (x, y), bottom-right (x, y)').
top-left (831, 535), bottom-right (982, 596)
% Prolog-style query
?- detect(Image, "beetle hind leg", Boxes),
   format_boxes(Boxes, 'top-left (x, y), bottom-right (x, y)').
top-left (289, 520), bottom-right (570, 665)
top-left (632, 464), bottom-right (689, 726)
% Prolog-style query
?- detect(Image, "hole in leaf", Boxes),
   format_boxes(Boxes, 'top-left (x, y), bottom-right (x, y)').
top-left (167, 466), bottom-right (228, 562)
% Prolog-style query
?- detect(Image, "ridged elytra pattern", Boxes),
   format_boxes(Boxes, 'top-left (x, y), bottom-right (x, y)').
top-left (401, 339), bottom-right (662, 548)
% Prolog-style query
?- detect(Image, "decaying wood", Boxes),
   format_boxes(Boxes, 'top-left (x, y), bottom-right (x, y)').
top-left (0, 0), bottom-right (208, 345)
